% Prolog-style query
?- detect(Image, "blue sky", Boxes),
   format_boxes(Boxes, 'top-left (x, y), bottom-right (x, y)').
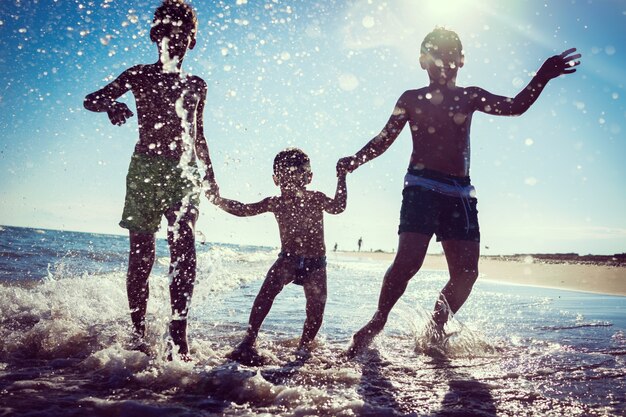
top-left (0, 0), bottom-right (624, 255)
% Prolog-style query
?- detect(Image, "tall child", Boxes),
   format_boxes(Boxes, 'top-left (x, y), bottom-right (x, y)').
top-left (84, 0), bottom-right (217, 359)
top-left (338, 28), bottom-right (581, 356)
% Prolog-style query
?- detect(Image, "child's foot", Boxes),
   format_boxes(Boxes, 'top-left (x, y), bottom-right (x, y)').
top-left (227, 344), bottom-right (267, 367)
top-left (129, 334), bottom-right (151, 356)
top-left (168, 320), bottom-right (191, 362)
top-left (345, 325), bottom-right (379, 359)
top-left (426, 323), bottom-right (447, 345)
top-left (294, 346), bottom-right (312, 363)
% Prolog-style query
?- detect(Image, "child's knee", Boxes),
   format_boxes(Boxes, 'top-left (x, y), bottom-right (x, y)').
top-left (451, 268), bottom-right (478, 288)
top-left (391, 258), bottom-right (422, 277)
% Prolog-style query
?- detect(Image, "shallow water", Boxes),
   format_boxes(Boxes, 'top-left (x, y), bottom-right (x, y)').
top-left (1, 226), bottom-right (624, 416)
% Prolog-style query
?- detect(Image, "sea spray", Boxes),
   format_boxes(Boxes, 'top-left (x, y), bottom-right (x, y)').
top-left (1, 228), bottom-right (624, 416)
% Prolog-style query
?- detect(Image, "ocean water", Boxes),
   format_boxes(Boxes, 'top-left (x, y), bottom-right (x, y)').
top-left (0, 225), bottom-right (624, 417)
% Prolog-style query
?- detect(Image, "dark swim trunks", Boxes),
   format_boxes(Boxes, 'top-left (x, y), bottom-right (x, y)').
top-left (120, 153), bottom-right (200, 233)
top-left (398, 168), bottom-right (480, 242)
top-left (279, 252), bottom-right (327, 286)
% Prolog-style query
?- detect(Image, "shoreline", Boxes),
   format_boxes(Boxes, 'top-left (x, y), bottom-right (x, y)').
top-left (333, 251), bottom-right (626, 297)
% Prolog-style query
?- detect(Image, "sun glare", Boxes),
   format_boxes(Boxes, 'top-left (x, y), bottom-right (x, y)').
top-left (422, 0), bottom-right (482, 21)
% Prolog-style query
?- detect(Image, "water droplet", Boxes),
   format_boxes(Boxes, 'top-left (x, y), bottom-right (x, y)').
top-left (362, 16), bottom-right (375, 29)
top-left (338, 73), bottom-right (359, 91)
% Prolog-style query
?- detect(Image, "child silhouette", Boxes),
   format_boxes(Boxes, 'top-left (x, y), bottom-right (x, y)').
top-left (212, 148), bottom-right (348, 365)
top-left (338, 28), bottom-right (581, 356)
top-left (84, 0), bottom-right (217, 360)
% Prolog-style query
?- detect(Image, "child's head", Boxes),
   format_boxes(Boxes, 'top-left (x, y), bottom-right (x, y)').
top-left (273, 148), bottom-right (313, 190)
top-left (150, 0), bottom-right (198, 58)
top-left (419, 28), bottom-right (464, 85)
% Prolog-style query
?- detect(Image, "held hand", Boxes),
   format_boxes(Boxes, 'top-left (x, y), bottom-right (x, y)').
top-left (337, 156), bottom-right (359, 174)
top-left (336, 161), bottom-right (348, 177)
top-left (107, 102), bottom-right (134, 126)
top-left (536, 48), bottom-right (581, 81)
top-left (203, 179), bottom-right (220, 202)
top-left (205, 189), bottom-right (221, 205)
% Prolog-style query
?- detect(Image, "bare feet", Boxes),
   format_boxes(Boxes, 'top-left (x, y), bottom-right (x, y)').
top-left (168, 320), bottom-right (192, 362)
top-left (227, 343), bottom-right (267, 367)
top-left (345, 324), bottom-right (380, 358)
top-left (294, 346), bottom-right (312, 363)
top-left (129, 333), bottom-right (151, 356)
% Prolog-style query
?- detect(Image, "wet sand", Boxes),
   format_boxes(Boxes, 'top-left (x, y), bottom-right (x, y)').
top-left (334, 251), bottom-right (626, 296)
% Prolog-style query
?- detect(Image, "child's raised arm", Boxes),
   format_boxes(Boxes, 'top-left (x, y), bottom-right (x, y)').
top-left (469, 48), bottom-right (581, 117)
top-left (322, 166), bottom-right (348, 215)
top-left (84, 68), bottom-right (136, 126)
top-left (337, 93), bottom-right (409, 173)
top-left (213, 196), bottom-right (273, 217)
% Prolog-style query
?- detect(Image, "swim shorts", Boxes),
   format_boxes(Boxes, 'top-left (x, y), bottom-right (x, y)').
top-left (120, 153), bottom-right (200, 233)
top-left (278, 252), bottom-right (327, 286)
top-left (398, 168), bottom-right (480, 242)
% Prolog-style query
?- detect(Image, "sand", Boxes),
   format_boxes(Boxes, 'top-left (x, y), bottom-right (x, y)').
top-left (333, 251), bottom-right (626, 296)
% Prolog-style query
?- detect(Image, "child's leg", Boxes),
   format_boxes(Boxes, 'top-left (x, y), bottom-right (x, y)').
top-left (348, 232), bottom-right (430, 355)
top-left (164, 203), bottom-right (199, 356)
top-left (299, 268), bottom-right (327, 350)
top-left (127, 231), bottom-right (156, 338)
top-left (240, 258), bottom-right (292, 348)
top-left (433, 240), bottom-right (479, 332)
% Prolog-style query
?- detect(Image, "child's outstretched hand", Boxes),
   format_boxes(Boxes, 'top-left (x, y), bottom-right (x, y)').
top-left (537, 48), bottom-right (581, 81)
top-left (107, 102), bottom-right (134, 126)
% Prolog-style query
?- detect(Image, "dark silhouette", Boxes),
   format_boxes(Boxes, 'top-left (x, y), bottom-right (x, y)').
top-left (83, 0), bottom-right (218, 360)
top-left (212, 148), bottom-right (348, 365)
top-left (356, 350), bottom-right (414, 416)
top-left (358, 237), bottom-right (363, 252)
top-left (430, 356), bottom-right (496, 417)
top-left (339, 27), bottom-right (581, 356)
top-left (334, 243), bottom-right (338, 252)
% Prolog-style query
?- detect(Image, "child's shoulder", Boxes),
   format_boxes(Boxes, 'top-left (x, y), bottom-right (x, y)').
top-left (116, 64), bottom-right (147, 80)
top-left (183, 73), bottom-right (207, 94)
top-left (305, 190), bottom-right (330, 204)
top-left (397, 87), bottom-right (429, 104)
top-left (400, 86), bottom-right (486, 106)
top-left (186, 73), bottom-right (207, 85)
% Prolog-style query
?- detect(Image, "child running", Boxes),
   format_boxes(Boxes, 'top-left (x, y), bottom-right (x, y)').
top-left (338, 28), bottom-right (581, 356)
top-left (211, 148), bottom-right (347, 365)
top-left (84, 0), bottom-right (217, 360)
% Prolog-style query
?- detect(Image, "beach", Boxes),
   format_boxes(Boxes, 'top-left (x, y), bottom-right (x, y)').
top-left (1, 226), bottom-right (625, 416)
top-left (335, 251), bottom-right (626, 296)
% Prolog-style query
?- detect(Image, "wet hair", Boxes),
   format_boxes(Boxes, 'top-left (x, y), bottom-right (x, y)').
top-left (420, 27), bottom-right (463, 57)
top-left (150, 0), bottom-right (197, 43)
top-left (273, 148), bottom-right (311, 178)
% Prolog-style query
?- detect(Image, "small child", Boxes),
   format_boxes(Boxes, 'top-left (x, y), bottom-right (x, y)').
top-left (84, 0), bottom-right (217, 360)
top-left (211, 148), bottom-right (347, 365)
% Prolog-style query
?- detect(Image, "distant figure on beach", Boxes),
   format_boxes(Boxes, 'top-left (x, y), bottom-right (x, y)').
top-left (358, 237), bottom-right (363, 252)
top-left (334, 243), bottom-right (338, 252)
top-left (84, 0), bottom-right (217, 360)
top-left (211, 148), bottom-right (348, 365)
top-left (338, 28), bottom-right (580, 356)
